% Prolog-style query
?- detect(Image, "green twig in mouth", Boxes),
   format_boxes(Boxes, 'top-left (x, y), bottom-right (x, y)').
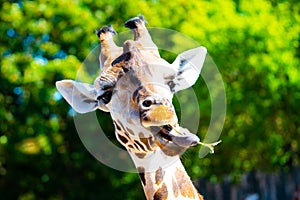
top-left (198, 140), bottom-right (222, 154)
top-left (172, 126), bottom-right (221, 153)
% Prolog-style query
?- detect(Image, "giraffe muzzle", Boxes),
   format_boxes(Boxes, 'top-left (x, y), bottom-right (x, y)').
top-left (140, 104), bottom-right (178, 127)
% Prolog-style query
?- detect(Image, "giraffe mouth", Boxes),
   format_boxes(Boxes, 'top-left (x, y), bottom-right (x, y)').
top-left (153, 125), bottom-right (200, 148)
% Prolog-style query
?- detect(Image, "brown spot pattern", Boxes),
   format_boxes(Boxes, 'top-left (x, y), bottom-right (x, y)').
top-left (135, 152), bottom-right (146, 159)
top-left (137, 166), bottom-right (146, 186)
top-left (155, 167), bottom-right (164, 185)
top-left (134, 140), bottom-right (146, 152)
top-left (117, 133), bottom-right (128, 145)
top-left (172, 177), bottom-right (179, 197)
top-left (116, 120), bottom-right (126, 132)
top-left (139, 133), bottom-right (154, 151)
top-left (126, 127), bottom-right (135, 135)
top-left (175, 167), bottom-right (196, 199)
top-left (113, 120), bottom-right (122, 131)
top-left (133, 143), bottom-right (140, 150)
top-left (153, 183), bottom-right (168, 200)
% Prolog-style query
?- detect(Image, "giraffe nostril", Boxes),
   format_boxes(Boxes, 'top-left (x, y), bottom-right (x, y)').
top-left (142, 100), bottom-right (152, 108)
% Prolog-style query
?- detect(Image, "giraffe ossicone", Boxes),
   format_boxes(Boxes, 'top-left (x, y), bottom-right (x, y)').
top-left (56, 15), bottom-right (207, 200)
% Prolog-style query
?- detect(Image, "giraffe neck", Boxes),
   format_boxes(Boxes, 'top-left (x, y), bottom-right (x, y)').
top-left (130, 152), bottom-right (203, 200)
top-left (112, 120), bottom-right (202, 199)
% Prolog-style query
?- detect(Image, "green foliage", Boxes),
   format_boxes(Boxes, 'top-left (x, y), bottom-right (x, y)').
top-left (0, 0), bottom-right (299, 199)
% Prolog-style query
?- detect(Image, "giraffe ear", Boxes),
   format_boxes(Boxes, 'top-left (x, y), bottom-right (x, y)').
top-left (171, 47), bottom-right (207, 92)
top-left (56, 80), bottom-right (109, 113)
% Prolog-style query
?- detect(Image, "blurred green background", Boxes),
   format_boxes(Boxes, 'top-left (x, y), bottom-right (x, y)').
top-left (0, 0), bottom-right (299, 199)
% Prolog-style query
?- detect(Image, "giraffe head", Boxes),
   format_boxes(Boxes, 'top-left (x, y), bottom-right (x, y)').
top-left (95, 24), bottom-right (117, 42)
top-left (56, 15), bottom-right (207, 158)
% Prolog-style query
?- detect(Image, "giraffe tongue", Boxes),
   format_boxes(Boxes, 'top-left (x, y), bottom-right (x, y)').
top-left (161, 125), bottom-right (200, 147)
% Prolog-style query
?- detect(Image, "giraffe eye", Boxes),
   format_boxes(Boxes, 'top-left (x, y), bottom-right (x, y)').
top-left (142, 99), bottom-right (152, 108)
top-left (97, 91), bottom-right (112, 104)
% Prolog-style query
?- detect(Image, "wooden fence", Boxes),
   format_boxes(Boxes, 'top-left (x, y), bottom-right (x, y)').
top-left (195, 168), bottom-right (300, 200)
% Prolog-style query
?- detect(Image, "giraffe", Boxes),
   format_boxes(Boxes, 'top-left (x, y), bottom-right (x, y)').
top-left (56, 15), bottom-right (207, 200)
